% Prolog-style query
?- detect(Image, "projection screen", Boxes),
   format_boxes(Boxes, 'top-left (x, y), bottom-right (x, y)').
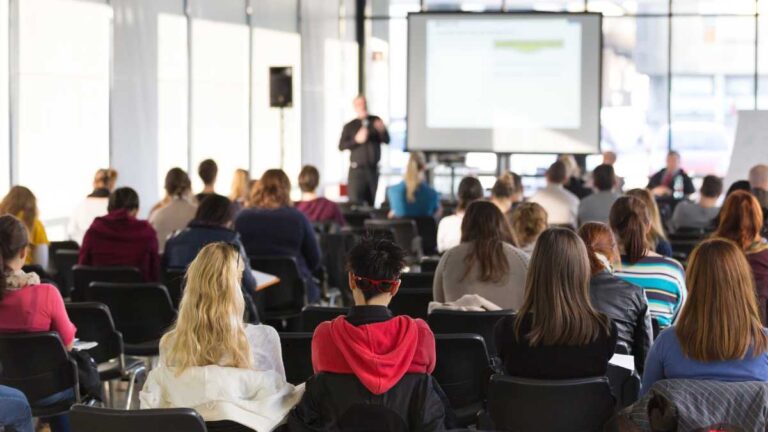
top-left (407, 12), bottom-right (602, 154)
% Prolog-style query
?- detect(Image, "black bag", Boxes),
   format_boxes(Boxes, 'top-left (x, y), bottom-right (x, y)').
top-left (69, 349), bottom-right (104, 403)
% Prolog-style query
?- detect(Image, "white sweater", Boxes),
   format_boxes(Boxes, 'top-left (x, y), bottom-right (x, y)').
top-left (140, 324), bottom-right (303, 431)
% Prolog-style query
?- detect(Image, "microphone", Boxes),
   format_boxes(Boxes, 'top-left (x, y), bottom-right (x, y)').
top-left (362, 118), bottom-right (369, 129)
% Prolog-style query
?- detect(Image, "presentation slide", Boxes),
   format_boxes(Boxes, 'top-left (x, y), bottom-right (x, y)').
top-left (408, 13), bottom-right (601, 154)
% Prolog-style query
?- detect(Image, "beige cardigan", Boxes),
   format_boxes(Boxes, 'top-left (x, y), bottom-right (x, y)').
top-left (433, 242), bottom-right (529, 311)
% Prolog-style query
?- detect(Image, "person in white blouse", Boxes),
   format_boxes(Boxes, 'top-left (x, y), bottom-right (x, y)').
top-left (436, 176), bottom-right (484, 253)
top-left (67, 168), bottom-right (117, 245)
top-left (529, 161), bottom-right (580, 228)
top-left (140, 242), bottom-right (302, 431)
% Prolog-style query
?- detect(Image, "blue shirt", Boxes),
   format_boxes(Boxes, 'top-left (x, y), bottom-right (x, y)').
top-left (386, 181), bottom-right (440, 218)
top-left (641, 327), bottom-right (768, 395)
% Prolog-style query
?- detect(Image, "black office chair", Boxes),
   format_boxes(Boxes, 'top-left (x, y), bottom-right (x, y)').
top-left (83, 282), bottom-right (177, 357)
top-left (301, 305), bottom-right (349, 332)
top-left (49, 240), bottom-right (79, 275)
top-left (409, 216), bottom-right (438, 256)
top-left (484, 374), bottom-right (615, 432)
top-left (72, 265), bottom-right (142, 301)
top-left (419, 257), bottom-right (441, 273)
top-left (70, 405), bottom-right (207, 432)
top-left (399, 272), bottom-right (435, 290)
top-left (65, 302), bottom-right (147, 409)
top-left (388, 288), bottom-right (432, 320)
top-left (279, 332), bottom-right (314, 385)
top-left (312, 221), bottom-right (340, 235)
top-left (427, 309), bottom-right (515, 358)
top-left (342, 210), bottom-right (372, 228)
top-left (668, 230), bottom-right (707, 264)
top-left (433, 334), bottom-right (494, 427)
top-left (364, 219), bottom-right (423, 259)
top-left (250, 256), bottom-right (307, 328)
top-left (53, 249), bottom-right (80, 298)
top-left (319, 231), bottom-right (361, 306)
top-left (162, 268), bottom-right (187, 309)
top-left (0, 332), bottom-right (80, 417)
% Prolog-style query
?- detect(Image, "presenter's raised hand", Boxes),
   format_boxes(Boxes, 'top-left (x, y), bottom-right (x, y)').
top-left (373, 119), bottom-right (386, 133)
top-left (354, 127), bottom-right (369, 145)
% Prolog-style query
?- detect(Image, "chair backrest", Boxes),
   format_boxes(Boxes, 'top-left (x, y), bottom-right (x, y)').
top-left (669, 231), bottom-right (706, 264)
top-left (342, 210), bottom-right (371, 228)
top-left (487, 374), bottom-right (615, 432)
top-left (54, 249), bottom-right (80, 298)
top-left (388, 288), bottom-right (432, 320)
top-left (364, 219), bottom-right (422, 258)
top-left (607, 363), bottom-right (641, 409)
top-left (312, 221), bottom-right (340, 235)
top-left (65, 302), bottom-right (123, 364)
top-left (433, 334), bottom-right (493, 418)
top-left (399, 272), bottom-right (435, 290)
top-left (249, 256), bottom-right (306, 315)
top-left (279, 332), bottom-right (314, 385)
top-left (319, 231), bottom-right (360, 306)
top-left (49, 240), bottom-right (79, 264)
top-left (301, 306), bottom-right (349, 332)
top-left (162, 268), bottom-right (187, 309)
top-left (70, 405), bottom-right (207, 432)
top-left (409, 216), bottom-right (438, 256)
top-left (0, 332), bottom-right (79, 403)
top-left (427, 309), bottom-right (515, 358)
top-left (84, 282), bottom-right (177, 344)
top-left (72, 265), bottom-right (143, 301)
top-left (419, 257), bottom-right (440, 273)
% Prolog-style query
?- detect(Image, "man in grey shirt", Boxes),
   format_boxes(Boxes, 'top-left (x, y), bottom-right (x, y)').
top-left (670, 175), bottom-right (722, 232)
top-left (578, 164), bottom-right (621, 226)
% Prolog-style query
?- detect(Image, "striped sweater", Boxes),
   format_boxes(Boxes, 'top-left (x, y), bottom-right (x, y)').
top-left (615, 255), bottom-right (686, 328)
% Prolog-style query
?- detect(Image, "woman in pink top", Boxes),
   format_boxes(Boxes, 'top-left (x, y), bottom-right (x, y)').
top-left (0, 215), bottom-right (76, 432)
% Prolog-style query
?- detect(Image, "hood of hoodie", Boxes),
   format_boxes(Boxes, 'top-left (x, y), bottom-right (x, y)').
top-left (90, 209), bottom-right (154, 241)
top-left (319, 315), bottom-right (430, 395)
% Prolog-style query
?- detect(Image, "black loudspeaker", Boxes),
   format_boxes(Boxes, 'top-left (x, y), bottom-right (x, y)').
top-left (270, 66), bottom-right (293, 108)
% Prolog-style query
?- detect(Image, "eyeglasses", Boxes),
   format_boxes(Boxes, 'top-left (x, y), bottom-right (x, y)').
top-left (352, 274), bottom-right (400, 293)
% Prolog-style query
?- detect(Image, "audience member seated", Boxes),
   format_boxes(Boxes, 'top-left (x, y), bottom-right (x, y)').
top-left (433, 201), bottom-right (529, 310)
top-left (235, 169), bottom-right (322, 303)
top-left (641, 238), bottom-right (768, 395)
top-left (163, 194), bottom-right (259, 322)
top-left (387, 152), bottom-right (440, 218)
top-left (288, 238), bottom-right (445, 430)
top-left (602, 151), bottom-right (617, 166)
top-left (0, 215), bottom-right (76, 432)
top-left (0, 186), bottom-right (49, 269)
top-left (295, 165), bottom-right (345, 227)
top-left (149, 168), bottom-right (197, 253)
top-left (713, 190), bottom-right (768, 323)
top-left (229, 168), bottom-right (250, 212)
top-left (626, 188), bottom-right (672, 257)
top-left (436, 176), bottom-right (483, 253)
top-left (140, 243), bottom-right (301, 431)
top-left (509, 202), bottom-right (548, 254)
top-left (79, 187), bottom-right (160, 282)
top-left (671, 175), bottom-right (722, 232)
top-left (0, 385), bottom-right (33, 432)
top-left (560, 154), bottom-right (592, 199)
top-left (494, 228), bottom-right (617, 379)
top-left (490, 172), bottom-right (522, 215)
top-left (749, 164), bottom-right (768, 210)
top-left (579, 222), bottom-right (652, 372)
top-left (67, 168), bottom-right (117, 245)
top-left (647, 151), bottom-right (695, 198)
top-left (195, 159), bottom-right (219, 203)
top-left (529, 161), bottom-right (579, 228)
top-left (610, 196), bottom-right (686, 329)
top-left (578, 164), bottom-right (620, 225)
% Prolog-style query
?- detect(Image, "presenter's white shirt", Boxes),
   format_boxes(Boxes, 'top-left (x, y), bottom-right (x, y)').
top-left (140, 324), bottom-right (303, 432)
top-left (437, 213), bottom-right (463, 253)
top-left (529, 184), bottom-right (580, 227)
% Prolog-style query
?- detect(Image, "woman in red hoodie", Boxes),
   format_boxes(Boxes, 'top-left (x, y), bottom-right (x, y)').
top-left (78, 187), bottom-right (160, 282)
top-left (288, 238), bottom-right (446, 431)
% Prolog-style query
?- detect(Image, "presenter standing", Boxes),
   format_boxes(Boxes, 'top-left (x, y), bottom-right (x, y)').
top-left (339, 95), bottom-right (389, 206)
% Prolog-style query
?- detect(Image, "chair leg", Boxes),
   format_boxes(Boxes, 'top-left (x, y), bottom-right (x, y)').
top-left (124, 365), bottom-right (147, 410)
top-left (108, 380), bottom-right (117, 408)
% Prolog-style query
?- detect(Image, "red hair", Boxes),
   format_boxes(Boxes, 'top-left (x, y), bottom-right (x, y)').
top-left (714, 190), bottom-right (764, 251)
top-left (578, 222), bottom-right (620, 275)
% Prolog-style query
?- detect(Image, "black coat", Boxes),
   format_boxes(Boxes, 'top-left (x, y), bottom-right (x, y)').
top-left (285, 373), bottom-right (447, 432)
top-left (647, 168), bottom-right (696, 196)
top-left (589, 271), bottom-right (653, 373)
top-left (338, 116), bottom-right (390, 167)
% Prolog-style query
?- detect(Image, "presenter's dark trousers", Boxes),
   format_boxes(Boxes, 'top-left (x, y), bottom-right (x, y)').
top-left (347, 165), bottom-right (379, 206)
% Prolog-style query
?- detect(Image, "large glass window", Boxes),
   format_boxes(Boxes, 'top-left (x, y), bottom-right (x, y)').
top-left (17, 0), bottom-right (110, 230)
top-left (0, 0), bottom-right (9, 194)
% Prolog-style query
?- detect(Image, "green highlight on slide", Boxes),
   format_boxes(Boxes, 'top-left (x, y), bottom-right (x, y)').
top-left (494, 39), bottom-right (564, 52)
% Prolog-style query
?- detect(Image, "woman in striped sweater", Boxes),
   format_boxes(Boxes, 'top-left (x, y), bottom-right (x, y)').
top-left (610, 196), bottom-right (686, 329)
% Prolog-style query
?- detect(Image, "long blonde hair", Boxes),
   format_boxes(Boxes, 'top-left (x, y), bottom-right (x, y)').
top-left (0, 186), bottom-right (38, 232)
top-left (161, 243), bottom-right (252, 373)
top-left (677, 238), bottom-right (767, 361)
top-left (229, 169), bottom-right (250, 203)
top-left (404, 152), bottom-right (426, 203)
top-left (626, 188), bottom-right (667, 244)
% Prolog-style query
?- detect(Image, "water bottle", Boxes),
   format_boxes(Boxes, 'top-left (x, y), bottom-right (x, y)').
top-left (673, 175), bottom-right (684, 200)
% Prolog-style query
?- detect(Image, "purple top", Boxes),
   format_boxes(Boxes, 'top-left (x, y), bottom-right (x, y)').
top-left (295, 197), bottom-right (346, 226)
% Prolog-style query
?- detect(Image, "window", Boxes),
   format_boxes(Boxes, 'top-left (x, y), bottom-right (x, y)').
top-left (16, 0), bottom-right (110, 231)
top-left (0, 0), bottom-right (8, 194)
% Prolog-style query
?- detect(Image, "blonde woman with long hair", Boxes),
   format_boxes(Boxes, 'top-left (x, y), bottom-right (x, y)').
top-left (140, 243), bottom-right (302, 431)
top-left (641, 237), bottom-right (768, 395)
top-left (230, 168), bottom-right (250, 208)
top-left (0, 186), bottom-right (49, 268)
top-left (386, 152), bottom-right (440, 218)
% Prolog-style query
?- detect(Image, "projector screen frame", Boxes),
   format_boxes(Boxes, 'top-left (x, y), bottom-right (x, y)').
top-left (405, 11), bottom-right (603, 155)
